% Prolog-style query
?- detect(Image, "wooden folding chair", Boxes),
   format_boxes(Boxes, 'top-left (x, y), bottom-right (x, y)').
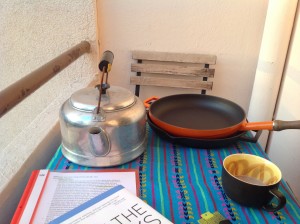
top-left (130, 51), bottom-right (217, 96)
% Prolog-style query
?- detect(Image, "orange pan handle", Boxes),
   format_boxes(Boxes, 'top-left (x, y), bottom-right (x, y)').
top-left (144, 96), bottom-right (159, 108)
top-left (242, 121), bottom-right (274, 131)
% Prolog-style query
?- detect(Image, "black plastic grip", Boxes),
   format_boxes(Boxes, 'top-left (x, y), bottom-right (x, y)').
top-left (98, 50), bottom-right (114, 72)
top-left (273, 120), bottom-right (300, 131)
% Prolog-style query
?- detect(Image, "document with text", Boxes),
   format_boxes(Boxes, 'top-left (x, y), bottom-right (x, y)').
top-left (11, 169), bottom-right (138, 224)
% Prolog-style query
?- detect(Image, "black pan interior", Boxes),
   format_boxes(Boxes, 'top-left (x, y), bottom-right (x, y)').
top-left (149, 94), bottom-right (246, 130)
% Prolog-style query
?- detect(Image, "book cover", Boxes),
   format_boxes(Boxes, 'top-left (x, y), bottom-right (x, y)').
top-left (49, 185), bottom-right (173, 224)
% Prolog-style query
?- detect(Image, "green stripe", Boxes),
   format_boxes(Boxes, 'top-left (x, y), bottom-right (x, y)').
top-left (69, 163), bottom-right (75, 169)
top-left (190, 149), bottom-right (209, 211)
top-left (247, 142), bottom-right (260, 156)
top-left (46, 145), bottom-right (61, 169)
top-left (287, 200), bottom-right (300, 219)
top-left (221, 148), bottom-right (229, 159)
top-left (156, 137), bottom-right (165, 215)
top-left (249, 208), bottom-right (260, 223)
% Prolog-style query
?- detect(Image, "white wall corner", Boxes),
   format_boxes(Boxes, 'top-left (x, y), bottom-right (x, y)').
top-left (247, 0), bottom-right (298, 149)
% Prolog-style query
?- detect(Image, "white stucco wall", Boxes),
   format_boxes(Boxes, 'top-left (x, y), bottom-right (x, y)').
top-left (0, 1), bottom-right (98, 221)
top-left (97, 0), bottom-right (268, 112)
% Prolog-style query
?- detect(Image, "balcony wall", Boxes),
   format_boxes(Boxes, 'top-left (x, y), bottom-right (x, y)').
top-left (0, 1), bottom-right (98, 222)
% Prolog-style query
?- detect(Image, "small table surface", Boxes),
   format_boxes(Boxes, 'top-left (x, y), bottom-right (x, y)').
top-left (47, 126), bottom-right (300, 223)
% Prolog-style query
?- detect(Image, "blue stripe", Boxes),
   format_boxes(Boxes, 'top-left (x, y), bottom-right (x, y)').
top-left (49, 185), bottom-right (124, 223)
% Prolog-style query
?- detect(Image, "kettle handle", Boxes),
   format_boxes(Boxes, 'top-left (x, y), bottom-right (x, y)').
top-left (96, 50), bottom-right (114, 114)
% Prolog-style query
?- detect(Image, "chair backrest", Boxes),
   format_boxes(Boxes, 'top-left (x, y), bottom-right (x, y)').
top-left (130, 51), bottom-right (217, 96)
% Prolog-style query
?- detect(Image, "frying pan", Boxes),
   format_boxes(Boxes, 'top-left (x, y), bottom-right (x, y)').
top-left (147, 112), bottom-right (262, 148)
top-left (145, 94), bottom-right (300, 139)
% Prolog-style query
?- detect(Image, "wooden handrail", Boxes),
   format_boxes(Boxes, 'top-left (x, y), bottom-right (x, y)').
top-left (0, 41), bottom-right (90, 118)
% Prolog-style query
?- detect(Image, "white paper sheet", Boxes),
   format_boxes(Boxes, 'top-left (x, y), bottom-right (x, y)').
top-left (31, 170), bottom-right (137, 223)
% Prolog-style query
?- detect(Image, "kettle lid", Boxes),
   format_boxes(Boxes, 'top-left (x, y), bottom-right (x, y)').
top-left (70, 86), bottom-right (136, 112)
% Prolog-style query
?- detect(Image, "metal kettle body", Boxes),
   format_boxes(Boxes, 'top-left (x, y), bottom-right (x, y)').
top-left (59, 86), bottom-right (147, 167)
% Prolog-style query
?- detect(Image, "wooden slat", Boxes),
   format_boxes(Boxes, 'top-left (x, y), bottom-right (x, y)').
top-left (131, 63), bottom-right (214, 77)
top-left (130, 76), bottom-right (213, 90)
top-left (132, 51), bottom-right (217, 65)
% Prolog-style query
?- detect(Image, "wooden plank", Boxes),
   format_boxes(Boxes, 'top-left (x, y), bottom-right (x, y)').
top-left (132, 51), bottom-right (217, 64)
top-left (131, 63), bottom-right (214, 77)
top-left (130, 76), bottom-right (213, 90)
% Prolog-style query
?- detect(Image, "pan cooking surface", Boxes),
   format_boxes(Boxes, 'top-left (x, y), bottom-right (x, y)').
top-left (158, 107), bottom-right (237, 129)
top-left (150, 94), bottom-right (245, 130)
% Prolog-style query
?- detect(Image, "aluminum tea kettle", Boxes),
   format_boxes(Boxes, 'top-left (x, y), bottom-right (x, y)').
top-left (59, 51), bottom-right (147, 167)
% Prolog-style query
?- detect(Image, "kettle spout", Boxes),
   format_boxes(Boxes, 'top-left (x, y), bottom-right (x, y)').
top-left (88, 127), bottom-right (110, 156)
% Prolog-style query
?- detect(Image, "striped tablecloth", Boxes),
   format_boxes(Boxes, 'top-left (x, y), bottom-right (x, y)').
top-left (47, 126), bottom-right (300, 224)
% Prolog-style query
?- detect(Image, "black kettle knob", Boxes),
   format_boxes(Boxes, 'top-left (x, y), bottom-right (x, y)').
top-left (98, 50), bottom-right (114, 72)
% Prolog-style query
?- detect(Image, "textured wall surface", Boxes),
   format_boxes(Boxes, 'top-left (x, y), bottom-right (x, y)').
top-left (0, 0), bottom-right (98, 193)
